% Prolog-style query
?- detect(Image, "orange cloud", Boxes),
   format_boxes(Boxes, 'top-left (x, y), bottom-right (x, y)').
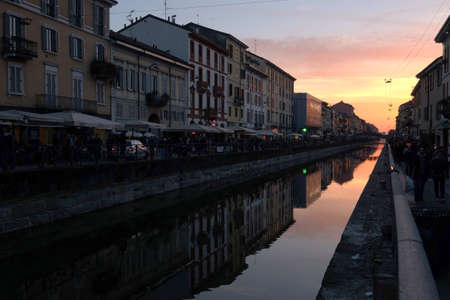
top-left (244, 31), bottom-right (442, 132)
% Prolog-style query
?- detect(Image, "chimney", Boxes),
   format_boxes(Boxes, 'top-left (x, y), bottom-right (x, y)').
top-left (124, 24), bottom-right (126, 28)
top-left (171, 15), bottom-right (176, 23)
top-left (135, 17), bottom-right (138, 22)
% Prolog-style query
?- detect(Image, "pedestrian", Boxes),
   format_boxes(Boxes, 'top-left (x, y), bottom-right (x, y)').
top-left (430, 147), bottom-right (448, 201)
top-left (411, 146), bottom-right (430, 202)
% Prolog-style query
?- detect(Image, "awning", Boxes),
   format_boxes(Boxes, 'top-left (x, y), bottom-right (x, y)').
top-left (216, 127), bottom-right (234, 134)
top-left (45, 111), bottom-right (124, 130)
top-left (256, 130), bottom-right (276, 136)
top-left (163, 123), bottom-right (205, 132)
top-left (231, 126), bottom-right (256, 134)
top-left (0, 110), bottom-right (64, 125)
top-left (121, 120), bottom-right (165, 130)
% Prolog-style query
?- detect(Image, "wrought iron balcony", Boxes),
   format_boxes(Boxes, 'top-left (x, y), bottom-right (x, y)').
top-left (196, 81), bottom-right (208, 94)
top-left (2, 36), bottom-right (37, 60)
top-left (146, 92), bottom-right (169, 107)
top-left (213, 85), bottom-right (224, 97)
top-left (36, 95), bottom-right (98, 114)
top-left (90, 60), bottom-right (118, 80)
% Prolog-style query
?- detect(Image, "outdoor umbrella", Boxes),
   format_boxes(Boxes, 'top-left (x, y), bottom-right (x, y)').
top-left (164, 123), bottom-right (205, 132)
top-left (231, 126), bottom-right (256, 134)
top-left (45, 111), bottom-right (124, 130)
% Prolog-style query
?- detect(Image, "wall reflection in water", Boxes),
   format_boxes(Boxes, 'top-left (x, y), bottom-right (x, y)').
top-left (2, 146), bottom-right (378, 300)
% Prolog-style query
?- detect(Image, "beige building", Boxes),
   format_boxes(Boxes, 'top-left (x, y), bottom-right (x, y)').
top-left (0, 0), bottom-right (118, 119)
top-left (109, 31), bottom-right (191, 127)
top-left (265, 60), bottom-right (296, 133)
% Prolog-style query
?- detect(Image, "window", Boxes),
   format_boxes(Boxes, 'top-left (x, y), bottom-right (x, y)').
top-left (228, 45), bottom-right (233, 58)
top-left (68, 0), bottom-right (83, 27)
top-left (164, 110), bottom-right (168, 120)
top-left (128, 69), bottom-right (136, 91)
top-left (72, 71), bottom-right (83, 100)
top-left (221, 56), bottom-right (224, 73)
top-left (229, 106), bottom-right (231, 117)
top-left (116, 103), bottom-right (123, 118)
top-left (207, 49), bottom-right (210, 66)
top-left (214, 73), bottom-right (218, 86)
top-left (228, 63), bottom-right (232, 74)
top-left (69, 36), bottom-right (83, 59)
top-left (45, 66), bottom-right (58, 102)
top-left (115, 66), bottom-right (124, 89)
top-left (198, 67), bottom-right (203, 81)
top-left (229, 84), bottom-right (232, 96)
top-left (8, 63), bottom-right (24, 94)
top-left (171, 77), bottom-right (176, 98)
top-left (96, 81), bottom-right (105, 105)
top-left (190, 69), bottom-right (194, 82)
top-left (207, 70), bottom-right (210, 85)
top-left (41, 26), bottom-right (58, 53)
top-left (162, 74), bottom-right (168, 94)
top-left (95, 44), bottom-right (105, 61)
top-left (141, 72), bottom-right (147, 93)
top-left (214, 53), bottom-right (218, 69)
top-left (93, 5), bottom-right (105, 35)
top-left (190, 40), bottom-right (194, 60)
top-left (152, 75), bottom-right (158, 94)
top-left (4, 14), bottom-right (25, 38)
top-left (198, 44), bottom-right (203, 63)
top-left (42, 0), bottom-right (57, 17)
top-left (178, 78), bottom-right (186, 101)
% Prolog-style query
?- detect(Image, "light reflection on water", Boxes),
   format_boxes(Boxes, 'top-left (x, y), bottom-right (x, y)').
top-left (0, 144), bottom-right (382, 300)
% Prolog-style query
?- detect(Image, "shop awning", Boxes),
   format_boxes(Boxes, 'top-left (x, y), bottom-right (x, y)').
top-left (121, 120), bottom-right (165, 130)
top-left (231, 126), bottom-right (256, 134)
top-left (0, 110), bottom-right (64, 125)
top-left (45, 111), bottom-right (124, 130)
top-left (163, 123), bottom-right (205, 132)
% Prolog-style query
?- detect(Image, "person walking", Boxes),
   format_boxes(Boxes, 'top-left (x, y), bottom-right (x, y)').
top-left (431, 147), bottom-right (449, 201)
top-left (411, 146), bottom-right (430, 202)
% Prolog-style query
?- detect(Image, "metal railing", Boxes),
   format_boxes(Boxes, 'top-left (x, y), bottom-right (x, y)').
top-left (36, 94), bottom-right (98, 114)
top-left (2, 36), bottom-right (38, 59)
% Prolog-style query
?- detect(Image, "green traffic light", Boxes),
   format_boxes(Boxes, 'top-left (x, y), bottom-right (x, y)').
top-left (302, 128), bottom-right (307, 133)
top-left (302, 168), bottom-right (307, 175)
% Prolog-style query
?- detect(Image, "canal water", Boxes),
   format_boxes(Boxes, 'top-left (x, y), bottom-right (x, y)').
top-left (0, 144), bottom-right (381, 300)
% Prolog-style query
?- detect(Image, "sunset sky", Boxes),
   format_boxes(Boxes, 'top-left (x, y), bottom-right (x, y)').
top-left (110, 0), bottom-right (449, 133)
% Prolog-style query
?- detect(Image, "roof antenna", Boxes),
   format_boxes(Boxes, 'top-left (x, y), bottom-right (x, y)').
top-left (164, 0), bottom-right (167, 20)
top-left (254, 39), bottom-right (257, 53)
top-left (126, 10), bottom-right (135, 24)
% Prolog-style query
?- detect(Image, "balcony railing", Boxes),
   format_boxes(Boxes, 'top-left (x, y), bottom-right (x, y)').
top-left (146, 92), bottom-right (169, 107)
top-left (36, 95), bottom-right (98, 114)
top-left (2, 36), bottom-right (37, 60)
top-left (213, 85), bottom-right (224, 97)
top-left (90, 60), bottom-right (118, 80)
top-left (197, 81), bottom-right (209, 94)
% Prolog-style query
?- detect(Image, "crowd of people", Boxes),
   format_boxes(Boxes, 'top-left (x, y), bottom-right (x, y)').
top-left (391, 140), bottom-right (448, 201)
top-left (0, 124), bottom-right (376, 172)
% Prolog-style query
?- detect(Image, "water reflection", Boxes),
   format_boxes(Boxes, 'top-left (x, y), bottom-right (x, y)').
top-left (1, 145), bottom-right (380, 300)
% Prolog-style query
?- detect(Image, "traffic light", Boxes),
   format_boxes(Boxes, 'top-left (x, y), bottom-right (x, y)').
top-left (302, 168), bottom-right (307, 175)
top-left (302, 128), bottom-right (307, 134)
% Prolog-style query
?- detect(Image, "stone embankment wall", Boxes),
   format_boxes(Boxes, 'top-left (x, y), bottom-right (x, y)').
top-left (0, 142), bottom-right (374, 234)
top-left (318, 145), bottom-right (397, 299)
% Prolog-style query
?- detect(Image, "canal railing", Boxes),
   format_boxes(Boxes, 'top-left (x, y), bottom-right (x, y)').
top-left (388, 144), bottom-right (440, 300)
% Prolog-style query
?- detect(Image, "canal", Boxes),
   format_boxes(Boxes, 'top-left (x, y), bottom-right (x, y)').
top-left (0, 144), bottom-right (382, 300)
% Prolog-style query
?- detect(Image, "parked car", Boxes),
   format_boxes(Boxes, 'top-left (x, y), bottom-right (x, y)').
top-left (125, 139), bottom-right (148, 159)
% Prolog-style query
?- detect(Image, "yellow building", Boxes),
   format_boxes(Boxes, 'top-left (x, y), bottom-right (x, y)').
top-left (0, 0), bottom-right (117, 119)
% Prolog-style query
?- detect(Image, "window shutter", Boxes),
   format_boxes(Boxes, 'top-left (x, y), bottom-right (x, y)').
top-left (78, 39), bottom-right (83, 59)
top-left (41, 0), bottom-right (46, 13)
top-left (51, 30), bottom-right (57, 52)
top-left (3, 13), bottom-right (10, 37)
top-left (69, 36), bottom-right (73, 57)
top-left (68, 0), bottom-right (73, 23)
top-left (8, 66), bottom-right (14, 93)
top-left (41, 26), bottom-right (47, 51)
top-left (55, 31), bottom-right (59, 52)
top-left (18, 67), bottom-right (24, 93)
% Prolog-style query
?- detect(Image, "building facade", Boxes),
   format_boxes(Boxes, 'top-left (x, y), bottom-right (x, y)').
top-left (109, 31), bottom-right (191, 127)
top-left (1, 0), bottom-right (118, 119)
top-left (293, 93), bottom-right (322, 134)
top-left (244, 52), bottom-right (267, 129)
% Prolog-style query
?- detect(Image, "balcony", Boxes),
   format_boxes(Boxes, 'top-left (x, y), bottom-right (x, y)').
top-left (204, 108), bottom-right (218, 120)
top-left (233, 96), bottom-right (244, 106)
top-left (36, 95), bottom-right (98, 114)
top-left (90, 60), bottom-right (118, 80)
top-left (2, 36), bottom-right (37, 60)
top-left (196, 81), bottom-right (208, 94)
top-left (146, 92), bottom-right (169, 107)
top-left (213, 85), bottom-right (224, 97)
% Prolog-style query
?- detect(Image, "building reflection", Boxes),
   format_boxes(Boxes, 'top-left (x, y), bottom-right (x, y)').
top-left (4, 147), bottom-right (378, 300)
top-left (292, 146), bottom-right (378, 208)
